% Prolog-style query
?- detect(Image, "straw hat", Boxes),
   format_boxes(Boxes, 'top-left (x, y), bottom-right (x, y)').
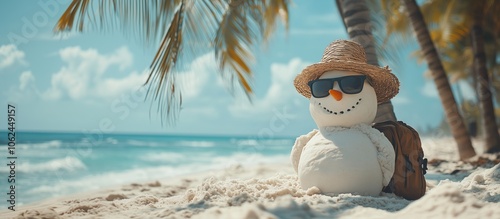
top-left (294, 40), bottom-right (399, 103)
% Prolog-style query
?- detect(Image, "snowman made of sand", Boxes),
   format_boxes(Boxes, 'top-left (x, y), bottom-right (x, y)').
top-left (291, 40), bottom-right (399, 196)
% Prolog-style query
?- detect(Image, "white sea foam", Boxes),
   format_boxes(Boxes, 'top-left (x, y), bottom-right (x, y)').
top-left (234, 139), bottom-right (294, 150)
top-left (26, 165), bottom-right (180, 195)
top-left (126, 140), bottom-right (165, 147)
top-left (140, 152), bottom-right (186, 163)
top-left (15, 140), bottom-right (63, 150)
top-left (235, 139), bottom-right (260, 146)
top-left (25, 153), bottom-right (289, 203)
top-left (126, 140), bottom-right (215, 148)
top-left (177, 140), bottom-right (215, 148)
top-left (18, 156), bottom-right (86, 173)
top-left (25, 163), bottom-right (209, 199)
top-left (105, 137), bottom-right (118, 145)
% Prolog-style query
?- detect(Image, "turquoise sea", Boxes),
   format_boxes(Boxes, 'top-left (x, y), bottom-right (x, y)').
top-left (0, 131), bottom-right (294, 207)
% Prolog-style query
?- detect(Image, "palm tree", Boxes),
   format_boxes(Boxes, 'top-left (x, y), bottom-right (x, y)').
top-left (55, 0), bottom-right (289, 123)
top-left (414, 0), bottom-right (500, 153)
top-left (398, 0), bottom-right (476, 160)
top-left (336, 0), bottom-right (397, 123)
top-left (469, 1), bottom-right (500, 153)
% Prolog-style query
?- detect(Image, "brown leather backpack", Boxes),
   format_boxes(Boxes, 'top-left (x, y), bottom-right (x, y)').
top-left (373, 121), bottom-right (428, 200)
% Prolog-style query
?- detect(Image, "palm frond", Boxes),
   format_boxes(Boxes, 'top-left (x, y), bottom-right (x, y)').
top-left (55, 0), bottom-right (289, 124)
top-left (367, 0), bottom-right (406, 71)
top-left (56, 0), bottom-right (181, 44)
top-left (215, 3), bottom-right (256, 96)
top-left (55, 0), bottom-right (91, 32)
top-left (263, 0), bottom-right (289, 40)
top-left (145, 3), bottom-right (185, 124)
top-left (146, 0), bottom-right (225, 124)
top-left (376, 0), bottom-right (413, 44)
top-left (214, 0), bottom-right (289, 98)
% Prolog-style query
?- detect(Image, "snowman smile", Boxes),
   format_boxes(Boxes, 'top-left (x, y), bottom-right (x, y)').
top-left (318, 98), bottom-right (362, 115)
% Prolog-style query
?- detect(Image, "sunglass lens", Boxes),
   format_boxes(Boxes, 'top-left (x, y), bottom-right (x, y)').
top-left (340, 76), bottom-right (365, 94)
top-left (310, 80), bottom-right (332, 98)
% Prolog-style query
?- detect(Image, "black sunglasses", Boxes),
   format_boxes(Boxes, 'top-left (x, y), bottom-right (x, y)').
top-left (308, 75), bottom-right (368, 98)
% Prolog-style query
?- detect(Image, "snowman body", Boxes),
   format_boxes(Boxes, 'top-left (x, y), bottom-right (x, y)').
top-left (298, 126), bottom-right (384, 196)
top-left (291, 70), bottom-right (395, 196)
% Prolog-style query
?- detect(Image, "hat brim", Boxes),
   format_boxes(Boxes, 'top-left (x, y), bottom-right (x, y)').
top-left (294, 60), bottom-right (399, 103)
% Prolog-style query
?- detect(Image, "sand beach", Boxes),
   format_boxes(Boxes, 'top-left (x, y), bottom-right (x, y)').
top-left (3, 137), bottom-right (499, 219)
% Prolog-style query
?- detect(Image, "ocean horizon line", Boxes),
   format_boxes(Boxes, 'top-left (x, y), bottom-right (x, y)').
top-left (0, 129), bottom-right (297, 140)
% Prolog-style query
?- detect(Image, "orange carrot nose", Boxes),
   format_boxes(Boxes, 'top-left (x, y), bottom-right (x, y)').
top-left (329, 89), bottom-right (343, 101)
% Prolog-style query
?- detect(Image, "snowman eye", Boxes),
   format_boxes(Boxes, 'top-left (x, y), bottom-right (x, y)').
top-left (308, 75), bottom-right (367, 98)
top-left (338, 76), bottom-right (365, 94)
top-left (309, 80), bottom-right (332, 98)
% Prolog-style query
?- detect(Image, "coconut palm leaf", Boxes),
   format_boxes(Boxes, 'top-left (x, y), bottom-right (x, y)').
top-left (214, 0), bottom-right (288, 97)
top-left (376, 0), bottom-right (413, 43)
top-left (55, 0), bottom-right (289, 124)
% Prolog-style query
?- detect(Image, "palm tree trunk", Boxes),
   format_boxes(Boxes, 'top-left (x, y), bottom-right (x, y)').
top-left (337, 0), bottom-right (397, 123)
top-left (374, 101), bottom-right (397, 123)
top-left (401, 0), bottom-right (476, 160)
top-left (471, 1), bottom-right (500, 153)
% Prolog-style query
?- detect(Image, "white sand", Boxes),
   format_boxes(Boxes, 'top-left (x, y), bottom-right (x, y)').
top-left (3, 137), bottom-right (500, 219)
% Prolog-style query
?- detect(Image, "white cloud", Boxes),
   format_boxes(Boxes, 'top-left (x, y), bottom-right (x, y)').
top-left (177, 53), bottom-right (216, 99)
top-left (95, 71), bottom-right (148, 99)
top-left (421, 80), bottom-right (438, 98)
top-left (41, 47), bottom-right (217, 105)
top-left (457, 80), bottom-right (476, 101)
top-left (0, 44), bottom-right (26, 69)
top-left (19, 71), bottom-right (35, 90)
top-left (391, 95), bottom-right (410, 105)
top-left (58, 46), bottom-right (132, 74)
top-left (8, 71), bottom-right (41, 101)
top-left (43, 86), bottom-right (62, 100)
top-left (229, 58), bottom-right (310, 116)
top-left (42, 46), bottom-right (137, 100)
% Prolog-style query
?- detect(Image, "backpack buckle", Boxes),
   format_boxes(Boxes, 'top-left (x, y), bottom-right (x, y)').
top-left (419, 157), bottom-right (428, 175)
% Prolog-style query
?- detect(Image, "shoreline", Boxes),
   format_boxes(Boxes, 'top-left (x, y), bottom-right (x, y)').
top-left (2, 162), bottom-right (294, 218)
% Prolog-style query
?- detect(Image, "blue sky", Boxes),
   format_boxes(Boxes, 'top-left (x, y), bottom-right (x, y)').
top-left (0, 0), bottom-right (474, 137)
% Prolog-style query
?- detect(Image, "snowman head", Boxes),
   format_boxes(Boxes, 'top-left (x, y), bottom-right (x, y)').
top-left (294, 40), bottom-right (400, 128)
top-left (308, 70), bottom-right (377, 128)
